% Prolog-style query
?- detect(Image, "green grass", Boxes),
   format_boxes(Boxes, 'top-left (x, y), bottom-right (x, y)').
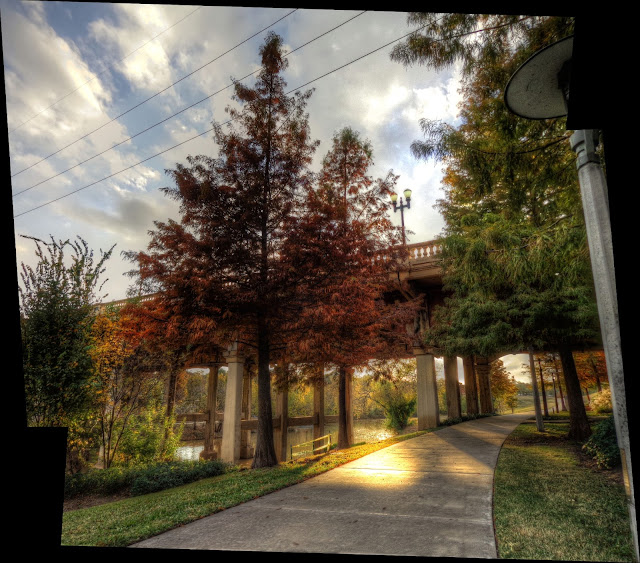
top-left (493, 421), bottom-right (635, 561)
top-left (61, 428), bottom-right (433, 547)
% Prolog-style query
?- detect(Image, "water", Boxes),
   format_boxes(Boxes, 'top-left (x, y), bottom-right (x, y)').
top-left (175, 417), bottom-right (416, 462)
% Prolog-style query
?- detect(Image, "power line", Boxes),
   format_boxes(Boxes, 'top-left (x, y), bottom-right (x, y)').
top-left (13, 10), bottom-right (366, 198)
top-left (15, 18), bottom-right (435, 220)
top-left (8, 5), bottom-right (204, 135)
top-left (10, 7), bottom-right (299, 179)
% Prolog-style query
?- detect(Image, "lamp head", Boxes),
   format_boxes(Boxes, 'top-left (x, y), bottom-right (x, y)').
top-left (504, 35), bottom-right (573, 120)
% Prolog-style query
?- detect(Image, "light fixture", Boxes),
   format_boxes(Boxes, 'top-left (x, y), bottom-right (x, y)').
top-left (504, 35), bottom-right (573, 119)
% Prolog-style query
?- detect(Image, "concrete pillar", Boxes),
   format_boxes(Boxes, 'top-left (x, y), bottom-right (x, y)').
top-left (313, 364), bottom-right (325, 440)
top-left (200, 364), bottom-right (220, 460)
top-left (221, 348), bottom-right (244, 463)
top-left (462, 356), bottom-right (479, 416)
top-left (443, 356), bottom-right (462, 420)
top-left (475, 357), bottom-right (493, 414)
top-left (274, 386), bottom-right (288, 462)
top-left (415, 348), bottom-right (439, 429)
top-left (240, 371), bottom-right (254, 459)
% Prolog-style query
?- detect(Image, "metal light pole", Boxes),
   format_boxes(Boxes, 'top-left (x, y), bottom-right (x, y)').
top-left (505, 35), bottom-right (638, 560)
top-left (390, 189), bottom-right (412, 246)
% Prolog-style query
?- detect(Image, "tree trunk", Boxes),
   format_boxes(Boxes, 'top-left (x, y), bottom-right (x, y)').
top-left (338, 365), bottom-right (349, 449)
top-left (552, 373), bottom-right (560, 413)
top-left (558, 345), bottom-right (591, 441)
top-left (252, 317), bottom-right (278, 468)
top-left (528, 349), bottom-right (544, 431)
top-left (590, 356), bottom-right (603, 392)
top-left (537, 358), bottom-right (549, 417)
top-left (553, 353), bottom-right (568, 411)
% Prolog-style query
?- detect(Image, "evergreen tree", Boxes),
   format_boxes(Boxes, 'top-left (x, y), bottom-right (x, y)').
top-left (390, 14), bottom-right (597, 440)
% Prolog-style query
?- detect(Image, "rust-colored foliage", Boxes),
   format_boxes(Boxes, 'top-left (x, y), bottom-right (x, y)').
top-left (283, 127), bottom-right (422, 448)
top-left (124, 33), bottom-right (319, 468)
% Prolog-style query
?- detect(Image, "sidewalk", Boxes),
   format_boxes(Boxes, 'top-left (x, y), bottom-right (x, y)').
top-left (131, 413), bottom-right (532, 557)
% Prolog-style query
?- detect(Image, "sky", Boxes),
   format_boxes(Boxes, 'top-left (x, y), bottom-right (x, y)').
top-left (3, 2), bottom-right (531, 380)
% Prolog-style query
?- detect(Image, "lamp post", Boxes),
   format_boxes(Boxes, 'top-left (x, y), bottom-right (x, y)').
top-left (390, 188), bottom-right (412, 246)
top-left (505, 35), bottom-right (638, 560)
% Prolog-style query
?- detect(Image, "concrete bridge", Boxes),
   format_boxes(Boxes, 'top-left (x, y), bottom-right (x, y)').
top-left (99, 240), bottom-right (496, 464)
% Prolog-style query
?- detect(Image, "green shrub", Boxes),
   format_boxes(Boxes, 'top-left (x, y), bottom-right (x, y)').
top-left (114, 405), bottom-right (184, 466)
top-left (130, 460), bottom-right (227, 496)
top-left (65, 459), bottom-right (227, 499)
top-left (582, 415), bottom-right (620, 469)
top-left (385, 396), bottom-right (417, 431)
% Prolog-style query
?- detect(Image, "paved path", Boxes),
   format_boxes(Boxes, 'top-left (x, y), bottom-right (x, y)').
top-left (132, 413), bottom-right (532, 557)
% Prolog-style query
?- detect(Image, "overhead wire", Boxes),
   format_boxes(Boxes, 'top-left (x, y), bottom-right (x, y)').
top-left (10, 7), bottom-right (299, 179)
top-left (8, 5), bottom-right (204, 136)
top-left (16, 13), bottom-right (481, 219)
top-left (14, 16), bottom-right (436, 219)
top-left (13, 9), bottom-right (365, 198)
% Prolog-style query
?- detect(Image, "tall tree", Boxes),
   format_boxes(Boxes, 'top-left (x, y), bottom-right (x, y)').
top-left (390, 14), bottom-right (597, 441)
top-left (127, 33), bottom-right (318, 468)
top-left (284, 127), bottom-right (420, 448)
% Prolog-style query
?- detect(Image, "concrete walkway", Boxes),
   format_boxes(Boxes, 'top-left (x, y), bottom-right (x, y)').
top-left (131, 413), bottom-right (532, 557)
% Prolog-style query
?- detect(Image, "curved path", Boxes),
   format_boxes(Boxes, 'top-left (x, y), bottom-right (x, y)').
top-left (132, 413), bottom-right (532, 557)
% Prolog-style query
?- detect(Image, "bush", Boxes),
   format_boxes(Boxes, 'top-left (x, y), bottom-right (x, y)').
top-left (130, 460), bottom-right (227, 496)
top-left (385, 396), bottom-right (417, 431)
top-left (582, 415), bottom-right (620, 469)
top-left (65, 459), bottom-right (227, 499)
top-left (592, 388), bottom-right (613, 414)
top-left (113, 405), bottom-right (184, 466)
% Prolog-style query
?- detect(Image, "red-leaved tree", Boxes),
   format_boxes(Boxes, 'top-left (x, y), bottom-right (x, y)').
top-left (125, 33), bottom-right (319, 468)
top-left (283, 127), bottom-right (421, 448)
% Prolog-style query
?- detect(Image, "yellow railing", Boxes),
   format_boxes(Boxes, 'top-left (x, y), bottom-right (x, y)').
top-left (290, 433), bottom-right (333, 460)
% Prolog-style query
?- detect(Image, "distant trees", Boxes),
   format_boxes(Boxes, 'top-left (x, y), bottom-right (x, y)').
top-left (490, 360), bottom-right (519, 414)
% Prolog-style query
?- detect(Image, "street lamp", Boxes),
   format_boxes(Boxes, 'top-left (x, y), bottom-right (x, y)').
top-left (505, 35), bottom-right (638, 560)
top-left (390, 188), bottom-right (412, 246)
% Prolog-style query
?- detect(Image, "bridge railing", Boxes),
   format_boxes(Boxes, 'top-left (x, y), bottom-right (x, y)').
top-left (96, 240), bottom-right (442, 310)
top-left (406, 240), bottom-right (442, 261)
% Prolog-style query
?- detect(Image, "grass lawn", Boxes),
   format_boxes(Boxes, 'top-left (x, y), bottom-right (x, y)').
top-left (493, 417), bottom-right (635, 561)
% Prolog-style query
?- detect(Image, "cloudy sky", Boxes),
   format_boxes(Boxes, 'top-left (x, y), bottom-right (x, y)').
top-left (3, 2), bottom-right (530, 380)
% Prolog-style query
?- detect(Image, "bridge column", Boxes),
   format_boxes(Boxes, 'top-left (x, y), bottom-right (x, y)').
top-left (201, 363), bottom-right (221, 460)
top-left (274, 384), bottom-right (289, 462)
top-left (240, 370), bottom-right (254, 459)
top-left (462, 356), bottom-right (479, 416)
top-left (475, 356), bottom-right (494, 414)
top-left (313, 364), bottom-right (325, 440)
top-left (415, 348), bottom-right (439, 429)
top-left (443, 356), bottom-right (462, 420)
top-left (221, 346), bottom-right (244, 463)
